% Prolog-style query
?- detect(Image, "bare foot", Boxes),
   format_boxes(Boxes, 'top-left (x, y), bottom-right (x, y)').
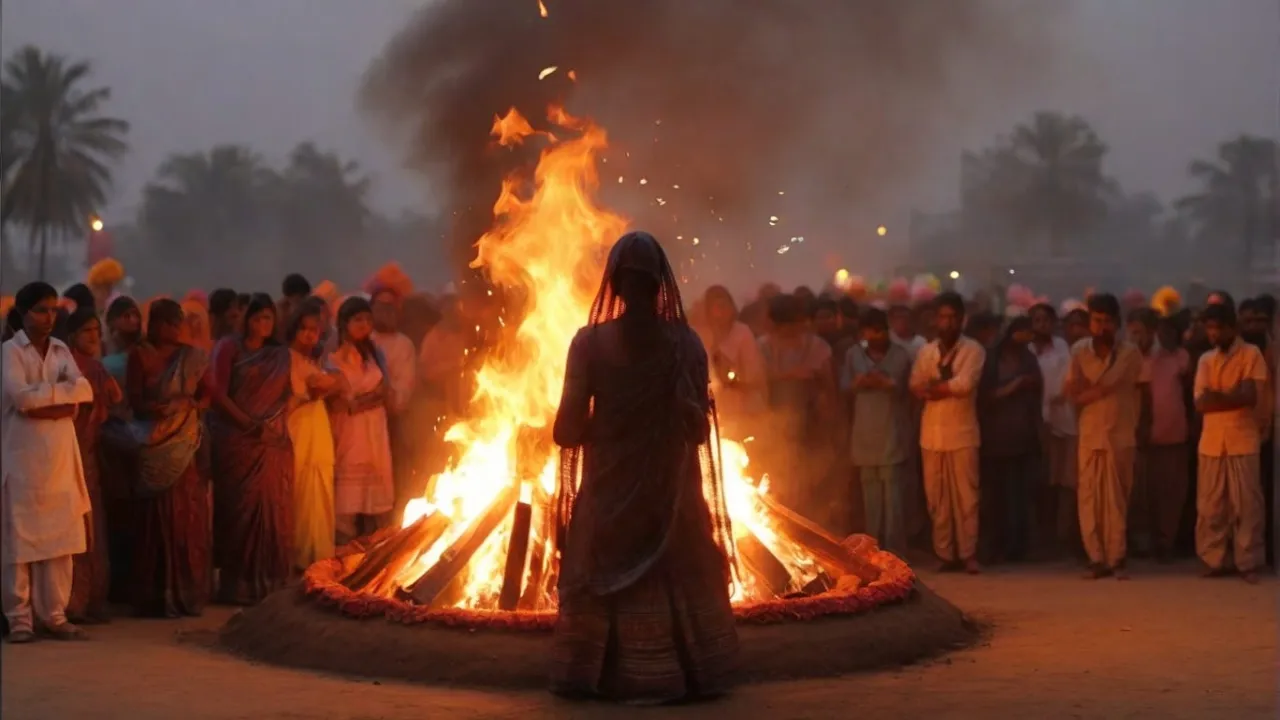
top-left (1240, 571), bottom-right (1260, 585)
top-left (1113, 568), bottom-right (1130, 581)
top-left (964, 558), bottom-right (981, 575)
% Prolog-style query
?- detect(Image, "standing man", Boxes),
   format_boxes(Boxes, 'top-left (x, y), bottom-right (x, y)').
top-left (842, 307), bottom-right (912, 552)
top-left (1030, 303), bottom-right (1080, 558)
top-left (1194, 302), bottom-right (1268, 583)
top-left (2, 282), bottom-right (95, 642)
top-left (1136, 314), bottom-right (1193, 562)
top-left (1067, 293), bottom-right (1146, 580)
top-left (910, 291), bottom-right (985, 573)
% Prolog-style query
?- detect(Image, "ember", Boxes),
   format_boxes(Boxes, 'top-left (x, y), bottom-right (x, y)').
top-left (332, 106), bottom-right (902, 615)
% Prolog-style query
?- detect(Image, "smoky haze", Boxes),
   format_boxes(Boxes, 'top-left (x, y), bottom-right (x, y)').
top-left (362, 0), bottom-right (1063, 294)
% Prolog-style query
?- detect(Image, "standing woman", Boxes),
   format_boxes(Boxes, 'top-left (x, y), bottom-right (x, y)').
top-left (63, 309), bottom-right (122, 623)
top-left (209, 294), bottom-right (295, 605)
top-left (102, 297), bottom-right (143, 391)
top-left (286, 299), bottom-right (343, 569)
top-left (551, 231), bottom-right (738, 703)
top-left (977, 316), bottom-right (1043, 563)
top-left (328, 297), bottom-right (395, 544)
top-left (126, 299), bottom-right (214, 617)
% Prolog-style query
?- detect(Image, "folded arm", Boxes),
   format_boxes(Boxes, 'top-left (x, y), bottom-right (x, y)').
top-left (3, 345), bottom-right (93, 413)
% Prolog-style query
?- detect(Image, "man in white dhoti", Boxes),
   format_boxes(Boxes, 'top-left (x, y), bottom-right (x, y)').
top-left (2, 282), bottom-right (95, 642)
top-left (1066, 293), bottom-right (1146, 580)
top-left (1194, 302), bottom-right (1268, 584)
top-left (910, 291), bottom-right (985, 574)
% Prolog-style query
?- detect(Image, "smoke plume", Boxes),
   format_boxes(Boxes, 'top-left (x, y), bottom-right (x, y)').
top-left (362, 0), bottom-right (1061, 290)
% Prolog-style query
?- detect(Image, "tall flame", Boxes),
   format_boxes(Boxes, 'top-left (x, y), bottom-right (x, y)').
top-left (397, 107), bottom-right (819, 609)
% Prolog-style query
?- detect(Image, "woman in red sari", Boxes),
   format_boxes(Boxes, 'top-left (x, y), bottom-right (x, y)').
top-left (126, 299), bottom-right (214, 617)
top-left (209, 293), bottom-right (294, 605)
top-left (62, 309), bottom-right (122, 623)
top-left (551, 231), bottom-right (739, 703)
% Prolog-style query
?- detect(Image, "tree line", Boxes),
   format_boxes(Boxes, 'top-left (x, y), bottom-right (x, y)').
top-left (2, 45), bottom-right (1275, 292)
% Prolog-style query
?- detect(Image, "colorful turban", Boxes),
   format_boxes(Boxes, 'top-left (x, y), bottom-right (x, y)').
top-left (86, 258), bottom-right (125, 289)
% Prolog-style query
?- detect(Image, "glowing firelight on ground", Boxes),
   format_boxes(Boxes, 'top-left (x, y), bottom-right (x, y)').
top-left (389, 106), bottom-right (822, 611)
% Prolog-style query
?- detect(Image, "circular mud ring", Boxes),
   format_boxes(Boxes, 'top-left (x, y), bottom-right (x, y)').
top-left (220, 534), bottom-right (978, 687)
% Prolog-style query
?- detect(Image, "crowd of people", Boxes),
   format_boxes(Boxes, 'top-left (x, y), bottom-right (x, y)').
top-left (0, 252), bottom-right (1273, 649)
top-left (692, 281), bottom-right (1275, 583)
top-left (0, 261), bottom-right (477, 643)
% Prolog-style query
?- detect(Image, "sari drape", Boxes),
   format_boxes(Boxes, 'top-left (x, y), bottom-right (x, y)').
top-left (211, 338), bottom-right (295, 605)
top-left (126, 344), bottom-right (213, 617)
top-left (288, 350), bottom-right (335, 569)
top-left (68, 352), bottom-right (112, 621)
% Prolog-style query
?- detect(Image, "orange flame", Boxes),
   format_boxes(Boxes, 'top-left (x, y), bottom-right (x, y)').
top-left (397, 107), bottom-right (820, 609)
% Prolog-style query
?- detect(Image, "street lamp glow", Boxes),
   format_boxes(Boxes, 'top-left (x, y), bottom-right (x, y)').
top-left (89, 217), bottom-right (104, 232)
top-left (876, 225), bottom-right (887, 237)
top-left (949, 270), bottom-right (960, 280)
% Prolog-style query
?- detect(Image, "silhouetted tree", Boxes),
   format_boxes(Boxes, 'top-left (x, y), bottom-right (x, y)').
top-left (1, 46), bottom-right (129, 278)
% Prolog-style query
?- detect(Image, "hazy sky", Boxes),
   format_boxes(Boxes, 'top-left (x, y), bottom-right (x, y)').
top-left (3, 0), bottom-right (1278, 222)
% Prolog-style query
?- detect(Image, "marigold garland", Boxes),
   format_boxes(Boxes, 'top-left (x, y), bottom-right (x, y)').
top-left (301, 535), bottom-right (916, 631)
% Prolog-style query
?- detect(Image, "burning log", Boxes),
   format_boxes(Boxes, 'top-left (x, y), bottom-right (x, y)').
top-left (736, 532), bottom-right (792, 597)
top-left (517, 502), bottom-right (555, 611)
top-left (341, 512), bottom-right (452, 595)
top-left (498, 499), bottom-right (534, 611)
top-left (757, 494), bottom-right (881, 584)
top-left (408, 486), bottom-right (519, 606)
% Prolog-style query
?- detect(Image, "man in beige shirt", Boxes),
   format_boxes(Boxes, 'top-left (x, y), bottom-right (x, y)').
top-left (910, 292), bottom-right (985, 573)
top-left (1066, 293), bottom-right (1146, 580)
top-left (1194, 302), bottom-right (1268, 583)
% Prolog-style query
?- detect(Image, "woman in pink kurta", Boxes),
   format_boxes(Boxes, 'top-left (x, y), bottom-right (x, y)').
top-left (327, 297), bottom-right (394, 543)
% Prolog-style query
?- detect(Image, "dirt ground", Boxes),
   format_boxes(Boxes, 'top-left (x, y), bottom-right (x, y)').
top-left (2, 561), bottom-right (1274, 719)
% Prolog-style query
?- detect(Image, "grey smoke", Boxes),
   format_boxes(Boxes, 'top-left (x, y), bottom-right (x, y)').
top-left (362, 0), bottom-right (1061, 287)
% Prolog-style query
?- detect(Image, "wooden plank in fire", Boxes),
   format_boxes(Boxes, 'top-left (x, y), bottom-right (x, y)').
top-left (736, 532), bottom-right (793, 597)
top-left (407, 486), bottom-right (519, 606)
top-left (517, 501), bottom-right (554, 611)
top-left (498, 500), bottom-right (534, 610)
top-left (756, 494), bottom-right (881, 583)
top-left (341, 512), bottom-right (451, 594)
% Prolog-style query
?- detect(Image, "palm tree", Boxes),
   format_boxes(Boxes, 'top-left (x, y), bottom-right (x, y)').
top-left (138, 145), bottom-right (275, 285)
top-left (271, 142), bottom-right (371, 277)
top-left (1175, 135), bottom-right (1277, 275)
top-left (965, 112), bottom-right (1111, 258)
top-left (1, 46), bottom-right (129, 279)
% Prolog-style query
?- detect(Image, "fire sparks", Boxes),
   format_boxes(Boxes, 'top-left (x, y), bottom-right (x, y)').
top-left (491, 108), bottom-right (536, 147)
top-left (538, 66), bottom-right (558, 80)
top-left (537, 0), bottom-right (548, 17)
top-left (369, 106), bottom-right (829, 612)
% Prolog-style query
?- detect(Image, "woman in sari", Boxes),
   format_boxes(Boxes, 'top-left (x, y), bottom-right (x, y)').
top-left (328, 297), bottom-right (395, 544)
top-left (181, 298), bottom-right (212, 352)
top-left (126, 299), bottom-right (214, 617)
top-left (100, 295), bottom-right (143, 600)
top-left (103, 296), bottom-right (143, 390)
top-left (287, 298), bottom-right (343, 568)
top-left (552, 231), bottom-right (738, 704)
top-left (63, 309), bottom-right (122, 623)
top-left (209, 293), bottom-right (295, 605)
top-left (977, 316), bottom-right (1043, 564)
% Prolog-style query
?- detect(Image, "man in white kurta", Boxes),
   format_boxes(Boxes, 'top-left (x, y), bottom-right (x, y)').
top-left (910, 293), bottom-right (985, 573)
top-left (2, 323), bottom-right (94, 641)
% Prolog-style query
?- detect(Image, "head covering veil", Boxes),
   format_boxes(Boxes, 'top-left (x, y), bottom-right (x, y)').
top-left (555, 231), bottom-right (737, 595)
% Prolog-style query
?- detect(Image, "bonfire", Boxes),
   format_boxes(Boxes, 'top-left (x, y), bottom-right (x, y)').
top-left (308, 106), bottom-right (913, 626)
